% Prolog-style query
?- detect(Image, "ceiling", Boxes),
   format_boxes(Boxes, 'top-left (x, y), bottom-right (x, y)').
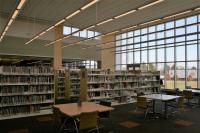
top-left (0, 0), bottom-right (200, 61)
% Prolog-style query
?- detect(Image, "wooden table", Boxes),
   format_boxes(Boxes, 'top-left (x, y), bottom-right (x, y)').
top-left (140, 94), bottom-right (181, 118)
top-left (54, 102), bottom-right (114, 117)
top-left (54, 102), bottom-right (114, 132)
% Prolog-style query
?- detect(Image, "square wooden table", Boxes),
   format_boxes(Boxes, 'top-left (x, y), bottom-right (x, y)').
top-left (54, 102), bottom-right (114, 117)
top-left (54, 102), bottom-right (114, 132)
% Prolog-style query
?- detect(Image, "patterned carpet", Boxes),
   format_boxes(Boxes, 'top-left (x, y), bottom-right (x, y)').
top-left (0, 103), bottom-right (200, 133)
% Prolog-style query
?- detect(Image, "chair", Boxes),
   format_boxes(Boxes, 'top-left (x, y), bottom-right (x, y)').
top-left (168, 96), bottom-right (184, 116)
top-left (79, 111), bottom-right (100, 133)
top-left (136, 97), bottom-right (153, 118)
top-left (53, 107), bottom-right (78, 133)
top-left (99, 101), bottom-right (111, 118)
top-left (98, 101), bottom-right (114, 132)
top-left (183, 90), bottom-right (193, 105)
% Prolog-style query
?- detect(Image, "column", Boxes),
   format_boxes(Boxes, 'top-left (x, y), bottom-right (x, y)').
top-left (101, 34), bottom-right (116, 71)
top-left (54, 25), bottom-right (63, 70)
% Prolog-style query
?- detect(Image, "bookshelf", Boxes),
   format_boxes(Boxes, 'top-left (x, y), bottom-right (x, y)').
top-left (80, 69), bottom-right (161, 105)
top-left (70, 69), bottom-right (80, 98)
top-left (0, 66), bottom-right (54, 120)
top-left (54, 69), bottom-right (80, 102)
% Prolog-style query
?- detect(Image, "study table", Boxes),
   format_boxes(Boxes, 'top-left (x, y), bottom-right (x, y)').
top-left (54, 102), bottom-right (114, 132)
top-left (185, 89), bottom-right (200, 105)
top-left (54, 102), bottom-right (114, 117)
top-left (140, 94), bottom-right (181, 118)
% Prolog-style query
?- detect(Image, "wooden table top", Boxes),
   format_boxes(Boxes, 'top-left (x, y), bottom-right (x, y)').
top-left (54, 102), bottom-right (114, 117)
top-left (140, 94), bottom-right (181, 101)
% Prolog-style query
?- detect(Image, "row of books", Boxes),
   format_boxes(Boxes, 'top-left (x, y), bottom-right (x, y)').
top-left (0, 66), bottom-right (53, 74)
top-left (0, 105), bottom-right (40, 116)
top-left (0, 86), bottom-right (53, 94)
top-left (1, 95), bottom-right (53, 106)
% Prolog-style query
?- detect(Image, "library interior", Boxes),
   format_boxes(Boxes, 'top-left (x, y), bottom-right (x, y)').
top-left (0, 0), bottom-right (200, 133)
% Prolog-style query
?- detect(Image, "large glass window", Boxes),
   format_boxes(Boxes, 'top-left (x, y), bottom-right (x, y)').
top-left (115, 14), bottom-right (200, 89)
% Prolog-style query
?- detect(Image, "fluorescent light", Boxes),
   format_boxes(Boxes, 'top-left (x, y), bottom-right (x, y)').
top-left (39, 31), bottom-right (46, 36)
top-left (85, 25), bottom-right (95, 30)
top-left (54, 19), bottom-right (65, 26)
top-left (163, 10), bottom-right (192, 19)
top-left (97, 19), bottom-right (113, 26)
top-left (56, 38), bottom-right (62, 42)
top-left (63, 35), bottom-right (70, 39)
top-left (17, 0), bottom-right (26, 9)
top-left (2, 31), bottom-right (6, 36)
top-left (81, 0), bottom-right (99, 10)
top-left (12, 10), bottom-right (19, 19)
top-left (140, 19), bottom-right (161, 26)
top-left (66, 10), bottom-right (81, 19)
top-left (114, 10), bottom-right (136, 19)
top-left (33, 36), bottom-right (39, 39)
top-left (122, 25), bottom-right (137, 31)
top-left (5, 26), bottom-right (9, 32)
top-left (46, 26), bottom-right (54, 32)
top-left (44, 41), bottom-right (55, 47)
top-left (138, 0), bottom-right (164, 10)
top-left (8, 19), bottom-right (14, 26)
top-left (105, 31), bottom-right (119, 36)
top-left (195, 7), bottom-right (200, 11)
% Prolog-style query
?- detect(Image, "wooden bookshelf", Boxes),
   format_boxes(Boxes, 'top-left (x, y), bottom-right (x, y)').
top-left (0, 66), bottom-right (54, 120)
top-left (79, 69), bottom-right (161, 105)
top-left (54, 69), bottom-right (80, 101)
top-left (69, 69), bottom-right (80, 98)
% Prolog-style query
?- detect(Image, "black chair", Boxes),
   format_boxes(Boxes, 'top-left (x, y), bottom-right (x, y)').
top-left (53, 107), bottom-right (78, 133)
top-left (98, 100), bottom-right (114, 132)
top-left (99, 101), bottom-right (112, 118)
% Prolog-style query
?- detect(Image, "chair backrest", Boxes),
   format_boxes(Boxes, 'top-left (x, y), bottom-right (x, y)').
top-left (177, 97), bottom-right (184, 108)
top-left (183, 90), bottom-right (193, 99)
top-left (80, 111), bottom-right (98, 130)
top-left (137, 97), bottom-right (147, 109)
top-left (99, 100), bottom-right (111, 107)
top-left (99, 101), bottom-right (111, 118)
top-left (52, 107), bottom-right (62, 124)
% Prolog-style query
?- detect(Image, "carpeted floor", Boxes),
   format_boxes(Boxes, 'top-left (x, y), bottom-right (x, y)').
top-left (0, 103), bottom-right (200, 133)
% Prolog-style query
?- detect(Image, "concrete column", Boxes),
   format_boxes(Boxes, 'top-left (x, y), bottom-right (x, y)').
top-left (101, 34), bottom-right (115, 71)
top-left (53, 25), bottom-right (63, 70)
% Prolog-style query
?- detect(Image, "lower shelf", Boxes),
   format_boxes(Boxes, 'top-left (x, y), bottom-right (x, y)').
top-left (0, 109), bottom-right (52, 120)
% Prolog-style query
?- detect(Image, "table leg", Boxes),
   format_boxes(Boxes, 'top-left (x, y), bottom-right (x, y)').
top-left (153, 100), bottom-right (155, 114)
top-left (164, 101), bottom-right (168, 119)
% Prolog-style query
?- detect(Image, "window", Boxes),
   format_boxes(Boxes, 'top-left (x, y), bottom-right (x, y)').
top-left (176, 19), bottom-right (185, 27)
top-left (176, 46), bottom-right (185, 61)
top-left (187, 62), bottom-right (197, 88)
top-left (186, 16), bottom-right (197, 25)
top-left (149, 49), bottom-right (156, 63)
top-left (187, 45), bottom-right (197, 61)
top-left (134, 51), bottom-right (140, 63)
top-left (115, 14), bottom-right (200, 89)
top-left (166, 47), bottom-right (174, 62)
top-left (166, 21), bottom-right (174, 29)
top-left (63, 26), bottom-right (71, 35)
top-left (63, 26), bottom-right (100, 39)
top-left (141, 50), bottom-right (147, 63)
top-left (157, 49), bottom-right (164, 62)
top-left (176, 62), bottom-right (186, 90)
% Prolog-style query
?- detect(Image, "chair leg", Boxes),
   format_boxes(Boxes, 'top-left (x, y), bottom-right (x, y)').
top-left (74, 119), bottom-right (79, 133)
top-left (59, 118), bottom-right (67, 133)
top-left (145, 108), bottom-right (149, 119)
top-left (96, 125), bottom-right (100, 133)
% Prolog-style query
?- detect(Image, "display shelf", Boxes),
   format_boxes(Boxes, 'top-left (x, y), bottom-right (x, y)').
top-left (0, 66), bottom-right (54, 120)
top-left (79, 69), bottom-right (160, 105)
